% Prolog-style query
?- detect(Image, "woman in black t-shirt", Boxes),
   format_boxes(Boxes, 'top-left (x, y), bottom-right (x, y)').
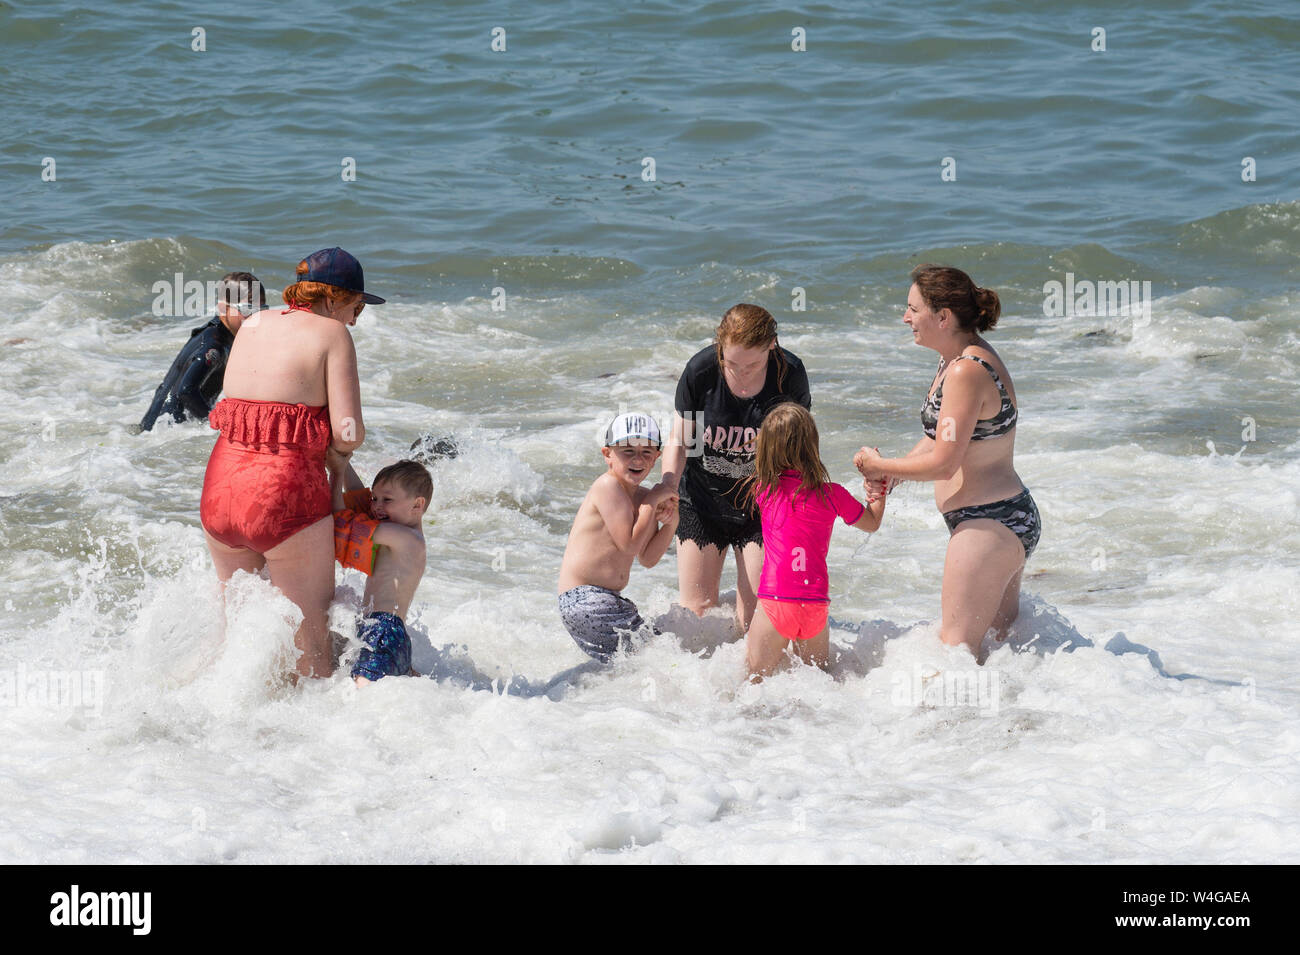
top-left (661, 304), bottom-right (812, 635)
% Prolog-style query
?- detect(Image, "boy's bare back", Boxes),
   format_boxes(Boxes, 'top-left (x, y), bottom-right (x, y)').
top-left (364, 522), bottom-right (426, 619)
top-left (327, 453), bottom-right (432, 622)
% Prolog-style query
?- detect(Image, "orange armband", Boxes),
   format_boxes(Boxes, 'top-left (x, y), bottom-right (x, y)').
top-left (342, 488), bottom-right (372, 513)
top-left (334, 488), bottom-right (379, 575)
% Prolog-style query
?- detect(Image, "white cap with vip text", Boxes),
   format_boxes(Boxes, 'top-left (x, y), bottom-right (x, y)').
top-left (604, 412), bottom-right (662, 449)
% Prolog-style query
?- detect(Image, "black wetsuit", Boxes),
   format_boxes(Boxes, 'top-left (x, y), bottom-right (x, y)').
top-left (138, 316), bottom-right (234, 432)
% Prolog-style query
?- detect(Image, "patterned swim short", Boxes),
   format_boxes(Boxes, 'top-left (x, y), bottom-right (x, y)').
top-left (557, 585), bottom-right (652, 663)
top-left (351, 611), bottom-right (412, 681)
top-left (941, 487), bottom-right (1042, 560)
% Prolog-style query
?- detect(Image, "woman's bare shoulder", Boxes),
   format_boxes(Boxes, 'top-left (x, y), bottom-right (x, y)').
top-left (961, 343), bottom-right (1016, 404)
top-left (964, 343), bottom-right (1012, 378)
top-left (283, 313), bottom-right (352, 353)
top-left (317, 317), bottom-right (355, 345)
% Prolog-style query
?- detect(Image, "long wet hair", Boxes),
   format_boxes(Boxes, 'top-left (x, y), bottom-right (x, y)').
top-left (715, 303), bottom-right (788, 391)
top-left (740, 403), bottom-right (830, 511)
top-left (910, 264), bottom-right (1001, 333)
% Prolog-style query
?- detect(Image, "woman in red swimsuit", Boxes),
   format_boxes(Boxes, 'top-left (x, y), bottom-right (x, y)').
top-left (200, 248), bottom-right (383, 678)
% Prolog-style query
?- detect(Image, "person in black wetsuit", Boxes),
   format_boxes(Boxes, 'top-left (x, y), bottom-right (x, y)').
top-left (138, 272), bottom-right (267, 432)
top-left (659, 303), bottom-right (812, 636)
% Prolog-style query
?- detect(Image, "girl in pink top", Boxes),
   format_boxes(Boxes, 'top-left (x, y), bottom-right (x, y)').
top-left (742, 404), bottom-right (887, 679)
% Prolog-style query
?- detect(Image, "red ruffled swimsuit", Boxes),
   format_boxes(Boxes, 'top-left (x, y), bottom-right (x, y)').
top-left (200, 398), bottom-right (333, 552)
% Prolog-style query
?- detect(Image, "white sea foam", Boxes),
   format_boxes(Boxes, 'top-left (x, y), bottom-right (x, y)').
top-left (0, 244), bottom-right (1296, 863)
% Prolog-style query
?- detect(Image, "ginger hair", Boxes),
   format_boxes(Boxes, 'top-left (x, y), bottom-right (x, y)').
top-left (281, 259), bottom-right (363, 311)
top-left (714, 302), bottom-right (788, 390)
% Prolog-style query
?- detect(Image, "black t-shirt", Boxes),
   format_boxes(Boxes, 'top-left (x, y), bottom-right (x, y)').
top-left (673, 344), bottom-right (812, 524)
top-left (138, 316), bottom-right (234, 432)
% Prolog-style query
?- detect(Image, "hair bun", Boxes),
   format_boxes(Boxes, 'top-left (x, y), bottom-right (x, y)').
top-left (972, 286), bottom-right (1001, 331)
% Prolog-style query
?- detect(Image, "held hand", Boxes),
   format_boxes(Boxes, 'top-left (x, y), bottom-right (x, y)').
top-left (653, 496), bottom-right (679, 525)
top-left (853, 446), bottom-right (873, 476)
top-left (325, 446), bottom-right (351, 475)
top-left (645, 483), bottom-right (679, 508)
top-left (864, 478), bottom-right (888, 503)
top-left (855, 446), bottom-right (885, 482)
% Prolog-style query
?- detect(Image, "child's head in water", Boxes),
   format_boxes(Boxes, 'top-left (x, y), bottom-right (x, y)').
top-left (370, 460), bottom-right (432, 528)
top-left (601, 413), bottom-right (663, 490)
top-left (744, 402), bottom-right (831, 507)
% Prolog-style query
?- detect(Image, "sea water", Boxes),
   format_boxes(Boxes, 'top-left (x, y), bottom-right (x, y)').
top-left (0, 0), bottom-right (1296, 863)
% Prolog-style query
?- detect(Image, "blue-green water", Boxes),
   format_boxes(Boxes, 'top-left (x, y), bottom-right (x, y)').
top-left (6, 1), bottom-right (1299, 294)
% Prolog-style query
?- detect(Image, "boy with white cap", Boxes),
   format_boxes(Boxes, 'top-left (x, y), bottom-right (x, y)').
top-left (556, 413), bottom-right (679, 662)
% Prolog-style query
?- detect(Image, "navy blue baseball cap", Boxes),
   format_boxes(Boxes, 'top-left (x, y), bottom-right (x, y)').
top-left (299, 247), bottom-right (386, 304)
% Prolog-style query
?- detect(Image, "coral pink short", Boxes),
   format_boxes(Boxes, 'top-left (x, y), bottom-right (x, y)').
top-left (758, 597), bottom-right (829, 641)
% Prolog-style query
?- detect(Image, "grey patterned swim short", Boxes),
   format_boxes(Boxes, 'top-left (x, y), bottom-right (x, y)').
top-left (557, 585), bottom-right (651, 663)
